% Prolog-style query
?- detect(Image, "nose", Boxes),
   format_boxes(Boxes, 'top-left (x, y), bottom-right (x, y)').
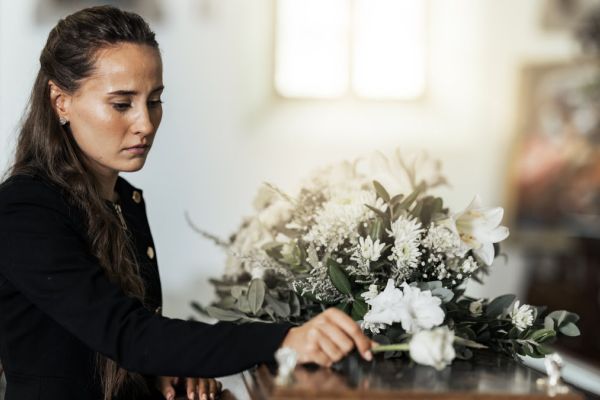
top-left (133, 104), bottom-right (156, 136)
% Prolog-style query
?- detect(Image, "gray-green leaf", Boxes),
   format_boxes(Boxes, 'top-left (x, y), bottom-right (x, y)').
top-left (206, 306), bottom-right (245, 321)
top-left (248, 279), bottom-right (266, 314)
top-left (559, 322), bottom-right (581, 337)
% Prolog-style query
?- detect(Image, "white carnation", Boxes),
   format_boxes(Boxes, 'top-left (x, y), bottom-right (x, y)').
top-left (363, 279), bottom-right (445, 334)
top-left (510, 301), bottom-right (535, 330)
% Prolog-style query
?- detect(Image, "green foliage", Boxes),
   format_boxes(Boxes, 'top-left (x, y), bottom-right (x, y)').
top-left (327, 258), bottom-right (352, 295)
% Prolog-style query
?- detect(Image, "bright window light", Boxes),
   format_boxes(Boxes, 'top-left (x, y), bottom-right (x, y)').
top-left (275, 0), bottom-right (350, 98)
top-left (353, 0), bottom-right (426, 99)
top-left (275, 0), bottom-right (427, 100)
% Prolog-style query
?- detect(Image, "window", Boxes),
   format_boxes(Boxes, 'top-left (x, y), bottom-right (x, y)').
top-left (275, 0), bottom-right (427, 100)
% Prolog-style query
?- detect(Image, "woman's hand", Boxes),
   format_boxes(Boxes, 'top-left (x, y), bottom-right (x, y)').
top-left (156, 376), bottom-right (222, 400)
top-left (280, 308), bottom-right (375, 367)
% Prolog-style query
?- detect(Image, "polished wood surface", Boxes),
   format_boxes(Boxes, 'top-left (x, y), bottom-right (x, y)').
top-left (243, 351), bottom-right (584, 399)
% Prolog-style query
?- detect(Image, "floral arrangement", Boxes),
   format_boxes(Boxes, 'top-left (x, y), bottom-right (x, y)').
top-left (190, 150), bottom-right (580, 370)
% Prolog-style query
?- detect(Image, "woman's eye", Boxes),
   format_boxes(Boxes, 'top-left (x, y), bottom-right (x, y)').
top-left (148, 99), bottom-right (163, 108)
top-left (112, 103), bottom-right (131, 112)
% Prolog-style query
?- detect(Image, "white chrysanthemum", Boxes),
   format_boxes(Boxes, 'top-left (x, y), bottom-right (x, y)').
top-left (388, 214), bottom-right (423, 242)
top-left (348, 236), bottom-right (385, 278)
top-left (386, 215), bottom-right (423, 278)
top-left (422, 221), bottom-right (461, 254)
top-left (510, 301), bottom-right (535, 331)
top-left (304, 189), bottom-right (386, 250)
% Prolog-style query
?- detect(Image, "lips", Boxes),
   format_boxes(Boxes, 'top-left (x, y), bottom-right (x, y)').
top-left (125, 144), bottom-right (149, 150)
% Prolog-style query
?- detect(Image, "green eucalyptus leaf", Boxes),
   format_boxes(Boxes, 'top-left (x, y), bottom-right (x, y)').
top-left (237, 296), bottom-right (251, 314)
top-left (206, 306), bottom-right (245, 322)
top-left (248, 279), bottom-right (266, 314)
top-left (432, 287), bottom-right (454, 303)
top-left (559, 322), bottom-right (581, 337)
top-left (290, 293), bottom-right (301, 317)
top-left (231, 286), bottom-right (245, 299)
top-left (544, 316), bottom-right (555, 330)
top-left (486, 294), bottom-right (516, 318)
top-left (264, 293), bottom-right (290, 318)
top-left (327, 258), bottom-right (352, 295)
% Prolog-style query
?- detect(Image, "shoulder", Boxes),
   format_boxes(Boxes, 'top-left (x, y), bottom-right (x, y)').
top-left (0, 173), bottom-right (83, 232)
top-left (0, 173), bottom-right (67, 207)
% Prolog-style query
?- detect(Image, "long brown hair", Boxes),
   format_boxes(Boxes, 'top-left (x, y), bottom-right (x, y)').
top-left (7, 6), bottom-right (159, 399)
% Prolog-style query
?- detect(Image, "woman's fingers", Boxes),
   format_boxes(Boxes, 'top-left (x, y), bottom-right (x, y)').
top-left (208, 379), bottom-right (220, 399)
top-left (156, 376), bottom-right (177, 400)
top-left (315, 319), bottom-right (355, 355)
top-left (185, 377), bottom-right (198, 400)
top-left (313, 326), bottom-right (345, 362)
top-left (323, 308), bottom-right (373, 360)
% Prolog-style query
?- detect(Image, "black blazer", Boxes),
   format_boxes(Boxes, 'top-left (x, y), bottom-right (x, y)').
top-left (0, 173), bottom-right (291, 400)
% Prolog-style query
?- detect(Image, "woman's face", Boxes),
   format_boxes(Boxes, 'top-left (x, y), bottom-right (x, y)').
top-left (54, 43), bottom-right (163, 179)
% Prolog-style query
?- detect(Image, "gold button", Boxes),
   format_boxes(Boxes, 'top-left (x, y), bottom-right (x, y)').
top-left (154, 306), bottom-right (162, 315)
top-left (132, 190), bottom-right (141, 204)
top-left (147, 246), bottom-right (155, 260)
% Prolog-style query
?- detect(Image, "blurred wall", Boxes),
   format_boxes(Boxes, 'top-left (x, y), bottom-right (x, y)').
top-left (0, 0), bottom-right (581, 318)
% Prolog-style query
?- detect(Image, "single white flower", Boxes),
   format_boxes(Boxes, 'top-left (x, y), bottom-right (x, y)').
top-left (363, 279), bottom-right (445, 334)
top-left (453, 195), bottom-right (509, 265)
top-left (360, 284), bottom-right (379, 301)
top-left (409, 326), bottom-right (456, 370)
top-left (387, 215), bottom-right (423, 275)
top-left (510, 301), bottom-right (535, 330)
top-left (363, 279), bottom-right (406, 326)
top-left (357, 236), bottom-right (385, 262)
top-left (399, 282), bottom-right (445, 333)
top-left (469, 299), bottom-right (484, 317)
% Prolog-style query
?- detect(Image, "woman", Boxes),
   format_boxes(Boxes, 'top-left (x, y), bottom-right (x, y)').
top-left (0, 5), bottom-right (373, 400)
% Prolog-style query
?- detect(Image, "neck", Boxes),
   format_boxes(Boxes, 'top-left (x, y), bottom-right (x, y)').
top-left (94, 169), bottom-right (119, 202)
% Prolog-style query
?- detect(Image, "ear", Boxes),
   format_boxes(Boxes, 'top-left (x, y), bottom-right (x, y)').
top-left (48, 80), bottom-right (72, 122)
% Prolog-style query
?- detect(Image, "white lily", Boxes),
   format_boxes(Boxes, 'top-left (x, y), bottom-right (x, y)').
top-left (453, 195), bottom-right (509, 265)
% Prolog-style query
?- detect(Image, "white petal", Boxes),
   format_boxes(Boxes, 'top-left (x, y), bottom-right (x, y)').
top-left (465, 195), bottom-right (483, 211)
top-left (475, 242), bottom-right (495, 265)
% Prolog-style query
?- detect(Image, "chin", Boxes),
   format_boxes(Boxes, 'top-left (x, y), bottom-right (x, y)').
top-left (120, 159), bottom-right (147, 173)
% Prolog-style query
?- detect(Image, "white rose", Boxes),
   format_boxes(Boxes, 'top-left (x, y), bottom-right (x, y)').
top-left (469, 300), bottom-right (484, 317)
top-left (251, 266), bottom-right (266, 280)
top-left (409, 326), bottom-right (456, 370)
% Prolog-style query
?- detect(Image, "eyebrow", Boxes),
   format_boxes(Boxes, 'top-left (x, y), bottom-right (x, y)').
top-left (107, 85), bottom-right (164, 96)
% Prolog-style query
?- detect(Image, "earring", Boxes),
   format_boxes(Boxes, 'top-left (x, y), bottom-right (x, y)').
top-left (59, 116), bottom-right (68, 126)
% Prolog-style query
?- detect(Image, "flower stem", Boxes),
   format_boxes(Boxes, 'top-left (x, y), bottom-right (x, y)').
top-left (371, 343), bottom-right (410, 353)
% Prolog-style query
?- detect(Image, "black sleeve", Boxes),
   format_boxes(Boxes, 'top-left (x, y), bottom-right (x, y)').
top-left (0, 187), bottom-right (292, 378)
